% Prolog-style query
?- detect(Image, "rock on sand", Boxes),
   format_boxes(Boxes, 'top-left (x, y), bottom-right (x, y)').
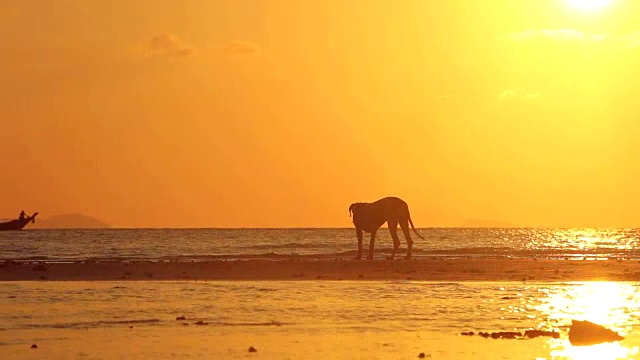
top-left (568, 320), bottom-right (624, 346)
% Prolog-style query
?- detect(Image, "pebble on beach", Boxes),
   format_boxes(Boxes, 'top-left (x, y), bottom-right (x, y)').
top-left (468, 330), bottom-right (558, 339)
top-left (248, 346), bottom-right (257, 352)
top-left (524, 330), bottom-right (560, 339)
top-left (176, 316), bottom-right (186, 320)
top-left (31, 344), bottom-right (38, 349)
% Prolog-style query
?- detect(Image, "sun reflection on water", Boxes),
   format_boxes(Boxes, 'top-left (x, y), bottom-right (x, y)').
top-left (535, 282), bottom-right (640, 359)
top-left (550, 340), bottom-right (638, 360)
top-left (523, 228), bottom-right (640, 259)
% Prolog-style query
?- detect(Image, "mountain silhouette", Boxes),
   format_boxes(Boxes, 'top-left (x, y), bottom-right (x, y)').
top-left (32, 213), bottom-right (111, 229)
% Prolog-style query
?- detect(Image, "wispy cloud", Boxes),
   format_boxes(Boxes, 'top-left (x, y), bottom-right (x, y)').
top-left (222, 40), bottom-right (260, 57)
top-left (146, 33), bottom-right (194, 57)
top-left (498, 89), bottom-right (518, 99)
top-left (618, 31), bottom-right (640, 48)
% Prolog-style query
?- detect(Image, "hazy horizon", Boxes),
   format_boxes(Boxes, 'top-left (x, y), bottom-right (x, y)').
top-left (3, 0), bottom-right (640, 228)
top-left (4, 211), bottom-right (640, 229)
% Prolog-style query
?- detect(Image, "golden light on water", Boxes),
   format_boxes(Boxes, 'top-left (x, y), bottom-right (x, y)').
top-left (537, 282), bottom-right (640, 359)
top-left (539, 282), bottom-right (632, 333)
top-left (552, 341), bottom-right (639, 360)
top-left (523, 229), bottom-right (638, 260)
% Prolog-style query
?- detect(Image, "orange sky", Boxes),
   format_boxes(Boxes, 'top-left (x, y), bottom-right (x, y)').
top-left (2, 0), bottom-right (640, 228)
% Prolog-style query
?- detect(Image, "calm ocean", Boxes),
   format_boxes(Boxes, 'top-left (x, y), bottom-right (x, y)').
top-left (3, 229), bottom-right (640, 358)
top-left (2, 228), bottom-right (640, 262)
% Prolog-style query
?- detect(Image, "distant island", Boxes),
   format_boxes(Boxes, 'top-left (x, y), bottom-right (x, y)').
top-left (32, 213), bottom-right (111, 229)
top-left (460, 219), bottom-right (517, 228)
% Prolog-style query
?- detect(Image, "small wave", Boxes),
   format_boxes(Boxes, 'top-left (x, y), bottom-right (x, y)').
top-left (425, 247), bottom-right (516, 254)
top-left (333, 247), bottom-right (517, 257)
top-left (217, 320), bottom-right (287, 327)
top-left (14, 256), bottom-right (50, 260)
top-left (26, 318), bottom-right (161, 330)
top-left (419, 282), bottom-right (465, 287)
top-left (240, 242), bottom-right (336, 250)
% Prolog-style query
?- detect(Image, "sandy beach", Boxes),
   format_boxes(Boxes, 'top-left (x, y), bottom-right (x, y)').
top-left (2, 258), bottom-right (640, 281)
top-left (0, 327), bottom-right (555, 360)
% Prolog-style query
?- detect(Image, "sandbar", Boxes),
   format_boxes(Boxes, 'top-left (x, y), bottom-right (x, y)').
top-left (2, 258), bottom-right (640, 281)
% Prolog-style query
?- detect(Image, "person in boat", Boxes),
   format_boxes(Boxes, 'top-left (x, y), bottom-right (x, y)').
top-left (19, 210), bottom-right (26, 221)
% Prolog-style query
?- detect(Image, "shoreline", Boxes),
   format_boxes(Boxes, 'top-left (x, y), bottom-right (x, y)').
top-left (2, 258), bottom-right (640, 281)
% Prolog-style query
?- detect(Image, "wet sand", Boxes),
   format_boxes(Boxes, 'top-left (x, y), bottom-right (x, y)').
top-left (2, 258), bottom-right (640, 281)
top-left (0, 327), bottom-right (559, 360)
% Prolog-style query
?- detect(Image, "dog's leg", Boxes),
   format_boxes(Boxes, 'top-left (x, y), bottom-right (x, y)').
top-left (367, 230), bottom-right (377, 260)
top-left (387, 221), bottom-right (400, 260)
top-left (355, 228), bottom-right (363, 260)
top-left (400, 221), bottom-right (413, 260)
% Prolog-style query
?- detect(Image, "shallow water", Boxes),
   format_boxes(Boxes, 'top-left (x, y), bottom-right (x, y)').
top-left (2, 281), bottom-right (639, 359)
top-left (2, 228), bottom-right (640, 262)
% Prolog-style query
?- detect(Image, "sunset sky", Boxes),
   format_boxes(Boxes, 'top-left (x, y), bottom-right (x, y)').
top-left (2, 0), bottom-right (640, 228)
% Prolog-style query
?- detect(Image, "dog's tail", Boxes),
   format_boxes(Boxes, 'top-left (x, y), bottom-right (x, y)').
top-left (408, 215), bottom-right (425, 240)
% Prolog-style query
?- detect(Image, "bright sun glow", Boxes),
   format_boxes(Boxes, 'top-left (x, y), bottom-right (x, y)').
top-left (539, 282), bottom-right (640, 360)
top-left (567, 0), bottom-right (613, 11)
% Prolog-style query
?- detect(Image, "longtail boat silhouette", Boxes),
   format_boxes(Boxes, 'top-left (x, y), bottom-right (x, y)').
top-left (0, 211), bottom-right (38, 231)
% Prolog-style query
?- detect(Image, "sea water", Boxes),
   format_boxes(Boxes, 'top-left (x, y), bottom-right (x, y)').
top-left (1, 281), bottom-right (640, 359)
top-left (2, 228), bottom-right (640, 261)
top-left (3, 228), bottom-right (640, 359)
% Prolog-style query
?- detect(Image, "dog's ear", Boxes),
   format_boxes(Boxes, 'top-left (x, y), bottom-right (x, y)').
top-left (349, 203), bottom-right (355, 218)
